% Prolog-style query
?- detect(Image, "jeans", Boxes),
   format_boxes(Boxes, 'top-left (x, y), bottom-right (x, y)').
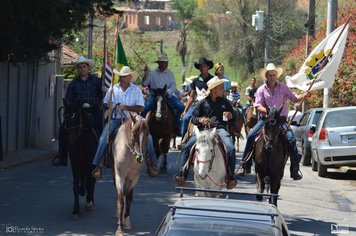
top-left (92, 119), bottom-right (157, 166)
top-left (240, 118), bottom-right (300, 171)
top-left (179, 128), bottom-right (236, 180)
top-left (181, 106), bottom-right (195, 138)
top-left (142, 94), bottom-right (185, 129)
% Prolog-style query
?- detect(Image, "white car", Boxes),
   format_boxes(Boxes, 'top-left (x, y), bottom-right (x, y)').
top-left (310, 106), bottom-right (356, 177)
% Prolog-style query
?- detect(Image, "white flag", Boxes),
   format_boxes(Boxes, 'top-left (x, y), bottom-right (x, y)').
top-left (286, 23), bottom-right (349, 91)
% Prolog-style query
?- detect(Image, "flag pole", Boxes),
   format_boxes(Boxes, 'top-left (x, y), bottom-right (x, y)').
top-left (106, 17), bottom-right (120, 144)
top-left (288, 18), bottom-right (350, 127)
top-left (102, 18), bottom-right (108, 130)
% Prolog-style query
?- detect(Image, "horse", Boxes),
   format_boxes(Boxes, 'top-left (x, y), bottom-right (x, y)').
top-left (63, 102), bottom-right (98, 218)
top-left (147, 86), bottom-right (174, 174)
top-left (193, 127), bottom-right (227, 197)
top-left (112, 114), bottom-right (149, 236)
top-left (244, 103), bottom-right (258, 135)
top-left (253, 107), bottom-right (288, 206)
top-left (228, 100), bottom-right (244, 152)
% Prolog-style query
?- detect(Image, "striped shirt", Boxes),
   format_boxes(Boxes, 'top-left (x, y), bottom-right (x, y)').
top-left (104, 82), bottom-right (144, 119)
top-left (143, 68), bottom-right (177, 96)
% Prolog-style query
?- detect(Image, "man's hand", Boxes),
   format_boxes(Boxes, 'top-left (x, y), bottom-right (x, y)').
top-left (119, 104), bottom-right (126, 111)
top-left (199, 116), bottom-right (210, 126)
top-left (223, 112), bottom-right (233, 120)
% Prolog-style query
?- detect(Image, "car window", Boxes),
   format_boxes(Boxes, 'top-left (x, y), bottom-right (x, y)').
top-left (311, 111), bottom-right (322, 125)
top-left (323, 109), bottom-right (356, 127)
top-left (299, 113), bottom-right (310, 126)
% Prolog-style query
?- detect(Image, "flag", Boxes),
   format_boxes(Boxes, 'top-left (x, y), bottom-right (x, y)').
top-left (104, 49), bottom-right (113, 89)
top-left (113, 32), bottom-right (128, 84)
top-left (286, 23), bottom-right (349, 91)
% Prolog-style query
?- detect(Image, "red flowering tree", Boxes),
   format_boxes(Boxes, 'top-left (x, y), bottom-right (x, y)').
top-left (282, 2), bottom-right (356, 108)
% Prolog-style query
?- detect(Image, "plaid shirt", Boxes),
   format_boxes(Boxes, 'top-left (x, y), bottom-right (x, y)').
top-left (65, 74), bottom-right (103, 109)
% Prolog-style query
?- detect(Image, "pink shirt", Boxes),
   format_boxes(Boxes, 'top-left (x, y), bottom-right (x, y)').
top-left (254, 82), bottom-right (298, 116)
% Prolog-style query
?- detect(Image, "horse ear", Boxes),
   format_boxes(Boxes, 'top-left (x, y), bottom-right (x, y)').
top-left (130, 112), bottom-right (137, 124)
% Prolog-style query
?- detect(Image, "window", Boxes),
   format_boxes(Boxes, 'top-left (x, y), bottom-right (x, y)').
top-left (167, 16), bottom-right (172, 22)
top-left (144, 15), bottom-right (150, 25)
top-left (156, 16), bottom-right (161, 25)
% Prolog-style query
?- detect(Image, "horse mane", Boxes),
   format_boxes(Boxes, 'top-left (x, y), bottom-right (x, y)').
top-left (266, 107), bottom-right (280, 123)
top-left (121, 115), bottom-right (148, 144)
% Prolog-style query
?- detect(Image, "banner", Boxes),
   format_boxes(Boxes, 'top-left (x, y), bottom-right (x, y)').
top-left (113, 32), bottom-right (128, 84)
top-left (286, 23), bottom-right (349, 91)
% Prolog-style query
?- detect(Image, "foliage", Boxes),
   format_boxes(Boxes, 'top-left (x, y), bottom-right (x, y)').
top-left (282, 1), bottom-right (356, 107)
top-left (0, 0), bottom-right (117, 62)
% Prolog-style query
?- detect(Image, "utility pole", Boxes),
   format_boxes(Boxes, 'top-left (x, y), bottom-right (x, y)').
top-left (264, 0), bottom-right (270, 67)
top-left (324, 0), bottom-right (337, 108)
top-left (305, 0), bottom-right (316, 56)
top-left (88, 0), bottom-right (94, 59)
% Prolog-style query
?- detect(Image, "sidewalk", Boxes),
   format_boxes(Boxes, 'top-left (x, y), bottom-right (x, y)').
top-left (0, 142), bottom-right (58, 171)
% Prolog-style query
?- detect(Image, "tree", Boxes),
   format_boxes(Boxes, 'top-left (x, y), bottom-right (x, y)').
top-left (0, 0), bottom-right (117, 62)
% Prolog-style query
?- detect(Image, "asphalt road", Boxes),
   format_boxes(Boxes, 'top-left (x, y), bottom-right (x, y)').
top-left (0, 137), bottom-right (355, 236)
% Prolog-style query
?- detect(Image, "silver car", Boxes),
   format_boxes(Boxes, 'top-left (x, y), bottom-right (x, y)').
top-left (294, 108), bottom-right (324, 166)
top-left (155, 189), bottom-right (290, 236)
top-left (310, 106), bottom-right (356, 177)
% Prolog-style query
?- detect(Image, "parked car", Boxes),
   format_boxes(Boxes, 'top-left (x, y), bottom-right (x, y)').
top-left (155, 190), bottom-right (290, 236)
top-left (294, 108), bottom-right (324, 166)
top-left (310, 106), bottom-right (356, 177)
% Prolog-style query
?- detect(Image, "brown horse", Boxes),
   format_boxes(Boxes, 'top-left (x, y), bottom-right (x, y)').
top-left (244, 103), bottom-right (258, 135)
top-left (63, 103), bottom-right (98, 218)
top-left (228, 102), bottom-right (244, 152)
top-left (147, 87), bottom-right (174, 174)
top-left (112, 114), bottom-right (149, 236)
top-left (253, 107), bottom-right (288, 206)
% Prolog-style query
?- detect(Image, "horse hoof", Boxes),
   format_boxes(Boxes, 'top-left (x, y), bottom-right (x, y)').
top-left (115, 230), bottom-right (124, 236)
top-left (123, 217), bottom-right (132, 229)
top-left (85, 201), bottom-right (96, 211)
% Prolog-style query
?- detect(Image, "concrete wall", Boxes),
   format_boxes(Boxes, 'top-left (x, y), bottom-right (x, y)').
top-left (0, 60), bottom-right (63, 154)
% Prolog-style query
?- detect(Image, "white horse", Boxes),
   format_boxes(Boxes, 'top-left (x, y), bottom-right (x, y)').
top-left (112, 114), bottom-right (149, 236)
top-left (193, 127), bottom-right (227, 197)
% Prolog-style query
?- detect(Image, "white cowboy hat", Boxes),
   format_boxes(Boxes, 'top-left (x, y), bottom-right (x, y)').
top-left (207, 76), bottom-right (228, 91)
top-left (259, 63), bottom-right (283, 79)
top-left (231, 81), bottom-right (239, 87)
top-left (113, 66), bottom-right (138, 82)
top-left (155, 52), bottom-right (169, 62)
top-left (75, 56), bottom-right (95, 69)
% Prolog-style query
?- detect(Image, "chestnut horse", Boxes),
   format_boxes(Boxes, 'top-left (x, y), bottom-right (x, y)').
top-left (253, 107), bottom-right (288, 206)
top-left (244, 104), bottom-right (258, 135)
top-left (63, 103), bottom-right (98, 218)
top-left (147, 87), bottom-right (174, 174)
top-left (112, 114), bottom-right (149, 236)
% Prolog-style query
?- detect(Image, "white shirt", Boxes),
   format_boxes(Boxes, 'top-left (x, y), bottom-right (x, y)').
top-left (288, 110), bottom-right (302, 123)
top-left (103, 82), bottom-right (144, 119)
top-left (142, 68), bottom-right (177, 96)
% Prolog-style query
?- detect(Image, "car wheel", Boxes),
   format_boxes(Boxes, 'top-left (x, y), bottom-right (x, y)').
top-left (311, 152), bottom-right (317, 172)
top-left (301, 142), bottom-right (311, 166)
top-left (317, 160), bottom-right (327, 177)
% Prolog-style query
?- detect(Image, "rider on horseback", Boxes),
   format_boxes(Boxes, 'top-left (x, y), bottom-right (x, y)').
top-left (52, 56), bottom-right (104, 167)
top-left (91, 66), bottom-right (158, 179)
top-left (141, 53), bottom-right (184, 136)
top-left (236, 63), bottom-right (306, 180)
top-left (174, 76), bottom-right (238, 189)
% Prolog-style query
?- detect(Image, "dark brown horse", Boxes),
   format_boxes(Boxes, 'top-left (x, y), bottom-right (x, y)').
top-left (228, 101), bottom-right (244, 152)
top-left (147, 87), bottom-right (174, 174)
top-left (63, 103), bottom-right (98, 218)
top-left (244, 103), bottom-right (258, 135)
top-left (253, 107), bottom-right (288, 206)
top-left (112, 114), bottom-right (149, 236)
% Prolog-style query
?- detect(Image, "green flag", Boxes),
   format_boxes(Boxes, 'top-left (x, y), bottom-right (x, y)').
top-left (114, 32), bottom-right (128, 70)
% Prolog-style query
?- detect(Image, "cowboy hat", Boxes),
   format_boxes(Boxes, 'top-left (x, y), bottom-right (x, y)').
top-left (155, 52), bottom-right (169, 62)
top-left (231, 81), bottom-right (239, 87)
top-left (113, 66), bottom-right (138, 82)
top-left (207, 76), bottom-right (228, 91)
top-left (75, 56), bottom-right (95, 69)
top-left (194, 57), bottom-right (214, 70)
top-left (259, 63), bottom-right (283, 79)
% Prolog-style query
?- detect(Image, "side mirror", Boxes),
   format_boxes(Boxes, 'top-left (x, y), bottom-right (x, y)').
top-left (310, 124), bottom-right (316, 134)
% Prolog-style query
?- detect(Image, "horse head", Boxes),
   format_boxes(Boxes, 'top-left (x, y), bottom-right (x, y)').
top-left (129, 113), bottom-right (149, 163)
top-left (64, 104), bottom-right (84, 145)
top-left (194, 127), bottom-right (217, 180)
top-left (151, 85), bottom-right (168, 121)
top-left (263, 107), bottom-right (283, 151)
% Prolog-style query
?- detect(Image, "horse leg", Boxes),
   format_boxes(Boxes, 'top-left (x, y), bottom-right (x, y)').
top-left (85, 175), bottom-right (96, 211)
top-left (269, 175), bottom-right (281, 207)
top-left (115, 178), bottom-right (125, 236)
top-left (255, 173), bottom-right (265, 201)
top-left (70, 160), bottom-right (80, 218)
top-left (123, 189), bottom-right (133, 229)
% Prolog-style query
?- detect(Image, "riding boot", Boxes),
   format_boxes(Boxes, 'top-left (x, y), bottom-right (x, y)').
top-left (92, 165), bottom-right (103, 180)
top-left (145, 156), bottom-right (158, 177)
top-left (289, 153), bottom-right (303, 180)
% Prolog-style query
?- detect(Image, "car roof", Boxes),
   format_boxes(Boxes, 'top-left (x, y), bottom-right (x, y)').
top-left (323, 106), bottom-right (356, 112)
top-left (305, 107), bottom-right (324, 113)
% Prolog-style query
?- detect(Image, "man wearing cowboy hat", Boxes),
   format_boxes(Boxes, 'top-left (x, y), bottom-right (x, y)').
top-left (237, 63), bottom-right (306, 180)
top-left (174, 76), bottom-right (238, 189)
top-left (92, 66), bottom-right (158, 179)
top-left (142, 52), bottom-right (185, 136)
top-left (52, 56), bottom-right (104, 167)
top-left (227, 81), bottom-right (241, 106)
top-left (180, 57), bottom-right (215, 140)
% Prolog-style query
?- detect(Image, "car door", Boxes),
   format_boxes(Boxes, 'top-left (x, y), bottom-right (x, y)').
top-left (295, 111), bottom-right (310, 153)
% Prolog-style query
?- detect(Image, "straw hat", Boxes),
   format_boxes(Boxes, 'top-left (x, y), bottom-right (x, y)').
top-left (194, 57), bottom-right (214, 70)
top-left (113, 66), bottom-right (138, 82)
top-left (75, 56), bottom-right (95, 69)
top-left (259, 63), bottom-right (283, 79)
top-left (231, 81), bottom-right (239, 87)
top-left (155, 52), bottom-right (169, 62)
top-left (207, 76), bottom-right (228, 91)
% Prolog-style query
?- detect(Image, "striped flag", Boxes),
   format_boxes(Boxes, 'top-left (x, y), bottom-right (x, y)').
top-left (104, 49), bottom-right (113, 88)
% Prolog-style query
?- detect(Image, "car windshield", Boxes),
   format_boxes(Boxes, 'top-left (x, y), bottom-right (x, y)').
top-left (323, 109), bottom-right (356, 127)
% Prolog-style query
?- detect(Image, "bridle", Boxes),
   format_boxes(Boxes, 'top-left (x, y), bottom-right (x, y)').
top-left (194, 136), bottom-right (216, 173)
top-left (127, 118), bottom-right (147, 163)
top-left (263, 116), bottom-right (281, 151)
